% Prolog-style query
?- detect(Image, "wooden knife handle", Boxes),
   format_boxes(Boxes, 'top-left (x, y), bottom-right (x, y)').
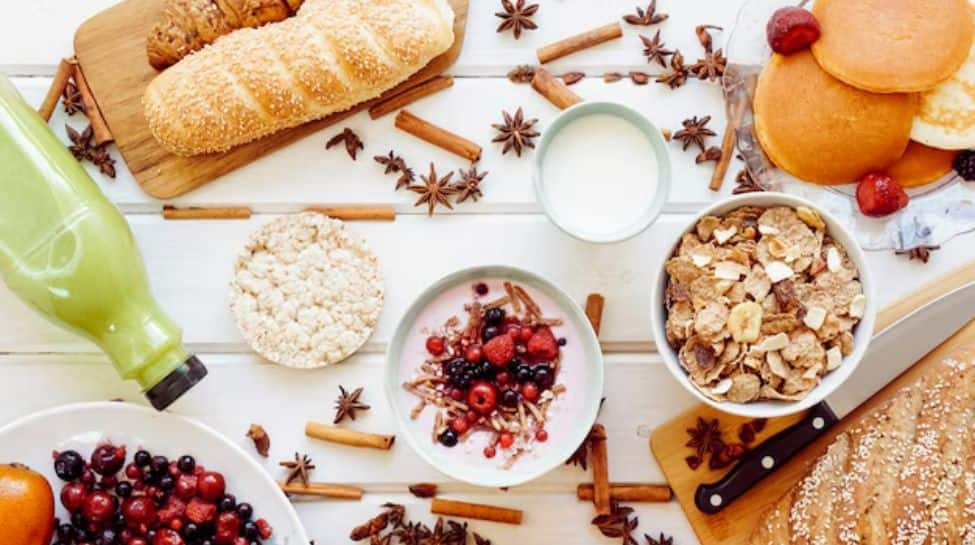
top-left (693, 402), bottom-right (839, 514)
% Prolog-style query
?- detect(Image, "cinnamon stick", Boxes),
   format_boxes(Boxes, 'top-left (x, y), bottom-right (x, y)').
top-left (305, 205), bottom-right (396, 221)
top-left (531, 68), bottom-right (583, 110)
top-left (162, 205), bottom-right (252, 220)
top-left (279, 481), bottom-right (364, 500)
top-left (69, 60), bottom-right (113, 145)
top-left (395, 110), bottom-right (481, 162)
top-left (577, 483), bottom-right (672, 503)
top-left (430, 498), bottom-right (523, 525)
top-left (709, 101), bottom-right (746, 191)
top-left (537, 22), bottom-right (623, 64)
top-left (305, 421), bottom-right (395, 450)
top-left (369, 76), bottom-right (454, 119)
top-left (590, 424), bottom-right (611, 516)
top-left (38, 59), bottom-right (73, 122)
top-left (585, 293), bottom-right (605, 336)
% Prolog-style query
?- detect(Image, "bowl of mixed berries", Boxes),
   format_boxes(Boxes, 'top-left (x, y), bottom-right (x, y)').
top-left (386, 266), bottom-right (604, 487)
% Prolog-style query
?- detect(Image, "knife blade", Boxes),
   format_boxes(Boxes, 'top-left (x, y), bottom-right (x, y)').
top-left (694, 280), bottom-right (975, 514)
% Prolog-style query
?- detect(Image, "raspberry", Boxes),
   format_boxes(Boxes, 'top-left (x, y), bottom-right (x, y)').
top-left (185, 497), bottom-right (217, 524)
top-left (856, 173), bottom-right (909, 217)
top-left (526, 327), bottom-right (559, 361)
top-left (483, 334), bottom-right (515, 366)
top-left (953, 150), bottom-right (975, 181)
top-left (156, 496), bottom-right (187, 524)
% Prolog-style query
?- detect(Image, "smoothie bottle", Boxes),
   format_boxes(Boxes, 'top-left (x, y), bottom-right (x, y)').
top-left (0, 75), bottom-right (206, 410)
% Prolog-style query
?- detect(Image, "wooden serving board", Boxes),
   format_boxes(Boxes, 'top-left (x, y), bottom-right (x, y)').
top-left (651, 262), bottom-right (975, 545)
top-left (73, 0), bottom-right (469, 199)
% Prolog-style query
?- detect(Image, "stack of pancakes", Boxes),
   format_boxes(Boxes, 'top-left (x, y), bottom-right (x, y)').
top-left (753, 0), bottom-right (975, 186)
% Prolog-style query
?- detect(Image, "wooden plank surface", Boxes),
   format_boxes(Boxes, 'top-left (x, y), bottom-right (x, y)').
top-left (73, 0), bottom-right (469, 198)
top-left (651, 262), bottom-right (975, 545)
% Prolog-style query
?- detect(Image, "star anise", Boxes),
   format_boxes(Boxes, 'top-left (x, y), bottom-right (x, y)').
top-left (896, 245), bottom-right (940, 264)
top-left (62, 81), bottom-right (84, 116)
top-left (334, 385), bottom-right (370, 424)
top-left (279, 453), bottom-right (316, 487)
top-left (507, 64), bottom-right (537, 84)
top-left (685, 417), bottom-right (723, 458)
top-left (732, 168), bottom-right (765, 194)
top-left (410, 163), bottom-right (455, 216)
top-left (710, 442), bottom-right (746, 470)
top-left (422, 518), bottom-right (466, 545)
top-left (492, 107), bottom-right (540, 157)
top-left (325, 127), bottom-right (364, 160)
top-left (645, 533), bottom-right (674, 545)
top-left (453, 167), bottom-right (488, 203)
top-left (655, 50), bottom-right (689, 89)
top-left (623, 1), bottom-right (668, 25)
top-left (690, 49), bottom-right (727, 81)
top-left (592, 500), bottom-right (640, 545)
top-left (495, 0), bottom-right (539, 39)
top-left (393, 522), bottom-right (431, 545)
top-left (566, 425), bottom-right (597, 470)
top-left (473, 534), bottom-right (492, 545)
top-left (65, 124), bottom-right (117, 179)
top-left (374, 150), bottom-right (407, 175)
top-left (370, 534), bottom-right (392, 545)
top-left (640, 31), bottom-right (674, 67)
top-left (351, 504), bottom-right (405, 541)
top-left (673, 115), bottom-right (716, 152)
top-left (695, 24), bottom-right (723, 54)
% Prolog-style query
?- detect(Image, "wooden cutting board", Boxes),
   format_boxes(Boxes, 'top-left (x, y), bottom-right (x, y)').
top-left (651, 262), bottom-right (975, 545)
top-left (73, 0), bottom-right (469, 199)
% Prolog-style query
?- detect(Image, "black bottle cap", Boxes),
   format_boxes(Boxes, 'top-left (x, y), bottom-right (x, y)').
top-left (145, 355), bottom-right (208, 411)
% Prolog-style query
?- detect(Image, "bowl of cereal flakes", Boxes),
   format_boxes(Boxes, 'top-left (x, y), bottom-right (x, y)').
top-left (652, 193), bottom-right (877, 418)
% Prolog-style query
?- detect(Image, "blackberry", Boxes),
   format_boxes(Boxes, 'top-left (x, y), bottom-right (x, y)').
top-left (954, 150), bottom-right (975, 181)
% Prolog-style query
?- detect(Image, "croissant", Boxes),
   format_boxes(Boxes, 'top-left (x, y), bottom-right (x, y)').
top-left (143, 0), bottom-right (455, 156)
top-left (147, 0), bottom-right (304, 70)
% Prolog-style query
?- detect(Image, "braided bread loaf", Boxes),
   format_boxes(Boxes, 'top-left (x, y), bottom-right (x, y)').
top-left (147, 0), bottom-right (305, 70)
top-left (143, 0), bottom-right (455, 156)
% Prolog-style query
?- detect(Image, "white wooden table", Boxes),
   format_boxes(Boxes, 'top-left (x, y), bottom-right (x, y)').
top-left (2, 2), bottom-right (972, 543)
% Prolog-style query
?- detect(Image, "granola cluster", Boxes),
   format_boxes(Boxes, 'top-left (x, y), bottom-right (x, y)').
top-left (664, 206), bottom-right (866, 403)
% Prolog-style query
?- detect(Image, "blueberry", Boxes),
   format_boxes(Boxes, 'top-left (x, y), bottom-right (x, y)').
top-left (482, 326), bottom-right (500, 342)
top-left (149, 455), bottom-right (169, 473)
top-left (97, 528), bottom-right (119, 545)
top-left (243, 521), bottom-right (260, 539)
top-left (484, 307), bottom-right (505, 326)
top-left (177, 455), bottom-right (196, 474)
top-left (438, 429), bottom-right (459, 447)
top-left (515, 365), bottom-right (533, 383)
top-left (237, 503), bottom-right (254, 521)
top-left (134, 450), bottom-right (151, 467)
top-left (533, 366), bottom-right (554, 389)
top-left (158, 474), bottom-right (174, 490)
top-left (183, 522), bottom-right (200, 538)
top-left (54, 450), bottom-right (86, 482)
top-left (115, 481), bottom-right (133, 498)
top-left (501, 389), bottom-right (521, 407)
top-left (507, 358), bottom-right (524, 372)
top-left (219, 494), bottom-right (236, 512)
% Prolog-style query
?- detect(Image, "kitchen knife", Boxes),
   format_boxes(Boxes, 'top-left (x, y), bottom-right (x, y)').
top-left (694, 280), bottom-right (975, 514)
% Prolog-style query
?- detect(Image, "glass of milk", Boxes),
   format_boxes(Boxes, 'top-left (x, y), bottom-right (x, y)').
top-left (533, 102), bottom-right (671, 243)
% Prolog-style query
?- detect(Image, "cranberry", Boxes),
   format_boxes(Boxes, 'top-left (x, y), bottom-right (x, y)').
top-left (61, 482), bottom-right (89, 512)
top-left (483, 446), bottom-right (497, 458)
top-left (464, 344), bottom-right (483, 363)
top-left (467, 382), bottom-right (498, 414)
top-left (90, 444), bottom-right (127, 476)
top-left (425, 336), bottom-right (445, 356)
top-left (535, 429), bottom-right (549, 442)
top-left (100, 475), bottom-right (118, 488)
top-left (499, 432), bottom-right (514, 449)
top-left (83, 490), bottom-right (118, 523)
top-left (450, 418), bottom-right (469, 434)
top-left (197, 472), bottom-right (226, 502)
top-left (214, 511), bottom-right (241, 544)
top-left (521, 382), bottom-right (539, 402)
top-left (121, 497), bottom-right (157, 528)
top-left (124, 463), bottom-right (142, 480)
top-left (174, 473), bottom-right (198, 500)
top-left (152, 528), bottom-right (184, 545)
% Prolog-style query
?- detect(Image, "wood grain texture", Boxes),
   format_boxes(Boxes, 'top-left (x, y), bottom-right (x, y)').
top-left (650, 261), bottom-right (975, 545)
top-left (73, 0), bottom-right (469, 198)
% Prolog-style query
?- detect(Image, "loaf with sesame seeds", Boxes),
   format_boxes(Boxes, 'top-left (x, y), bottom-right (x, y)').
top-left (751, 347), bottom-right (975, 545)
top-left (147, 0), bottom-right (300, 70)
top-left (143, 0), bottom-right (455, 156)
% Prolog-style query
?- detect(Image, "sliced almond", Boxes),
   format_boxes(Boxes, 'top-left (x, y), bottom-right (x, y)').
top-left (802, 307), bottom-right (827, 330)
top-left (711, 377), bottom-right (733, 395)
top-left (753, 332), bottom-right (789, 352)
top-left (796, 206), bottom-right (826, 231)
top-left (826, 346), bottom-right (843, 371)
top-left (758, 223), bottom-right (779, 236)
top-left (691, 252), bottom-right (712, 268)
top-left (714, 261), bottom-right (748, 280)
top-left (826, 247), bottom-right (842, 273)
top-left (849, 294), bottom-right (866, 318)
top-left (765, 261), bottom-right (795, 283)
top-left (713, 226), bottom-right (737, 244)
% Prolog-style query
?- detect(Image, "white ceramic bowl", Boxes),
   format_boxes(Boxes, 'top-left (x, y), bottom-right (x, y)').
top-left (533, 101), bottom-right (671, 244)
top-left (651, 193), bottom-right (877, 418)
top-left (385, 266), bottom-right (604, 487)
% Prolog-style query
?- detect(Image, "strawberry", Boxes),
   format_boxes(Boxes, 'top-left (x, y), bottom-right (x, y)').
top-left (185, 497), bottom-right (217, 524)
top-left (214, 511), bottom-right (241, 544)
top-left (766, 7), bottom-right (821, 55)
top-left (483, 334), bottom-right (515, 366)
top-left (527, 327), bottom-right (559, 361)
top-left (856, 173), bottom-right (909, 217)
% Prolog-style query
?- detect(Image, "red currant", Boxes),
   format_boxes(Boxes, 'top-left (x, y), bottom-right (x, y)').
top-left (450, 418), bottom-right (469, 434)
top-left (467, 382), bottom-right (499, 415)
top-left (465, 411), bottom-right (479, 424)
top-left (483, 446), bottom-right (497, 458)
top-left (499, 432), bottom-right (514, 449)
top-left (464, 344), bottom-right (483, 363)
top-left (495, 371), bottom-right (510, 384)
top-left (535, 429), bottom-right (549, 442)
top-left (425, 336), bottom-right (446, 356)
top-left (521, 381), bottom-right (539, 402)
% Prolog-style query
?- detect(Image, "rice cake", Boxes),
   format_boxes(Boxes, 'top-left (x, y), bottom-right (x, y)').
top-left (753, 50), bottom-right (918, 185)
top-left (811, 0), bottom-right (974, 94)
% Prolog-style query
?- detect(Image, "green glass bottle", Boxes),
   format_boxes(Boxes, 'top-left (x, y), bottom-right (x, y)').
top-left (0, 75), bottom-right (205, 410)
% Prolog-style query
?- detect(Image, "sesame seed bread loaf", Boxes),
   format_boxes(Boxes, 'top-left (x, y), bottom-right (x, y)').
top-left (751, 347), bottom-right (975, 545)
top-left (144, 0), bottom-right (455, 156)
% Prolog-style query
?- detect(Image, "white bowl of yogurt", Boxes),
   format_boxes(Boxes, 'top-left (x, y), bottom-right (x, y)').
top-left (534, 101), bottom-right (671, 243)
top-left (385, 266), bottom-right (604, 488)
